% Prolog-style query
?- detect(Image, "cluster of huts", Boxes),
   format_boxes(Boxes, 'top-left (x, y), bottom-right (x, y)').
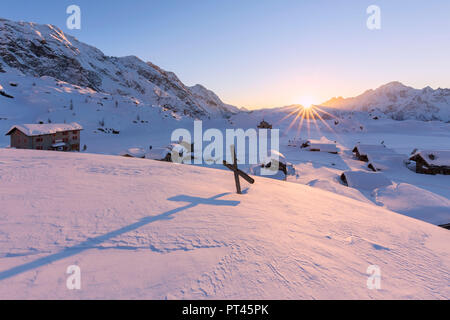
top-left (341, 143), bottom-right (449, 189)
top-left (340, 143), bottom-right (449, 191)
top-left (352, 143), bottom-right (449, 175)
top-left (8, 121), bottom-right (447, 178)
top-left (121, 142), bottom-right (194, 163)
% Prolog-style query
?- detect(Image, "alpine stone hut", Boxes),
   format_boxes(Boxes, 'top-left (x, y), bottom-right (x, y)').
top-left (257, 120), bottom-right (273, 129)
top-left (409, 150), bottom-right (450, 175)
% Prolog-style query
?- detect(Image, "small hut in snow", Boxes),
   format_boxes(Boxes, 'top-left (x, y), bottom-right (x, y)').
top-left (146, 143), bottom-right (192, 163)
top-left (409, 150), bottom-right (450, 175)
top-left (251, 150), bottom-right (295, 181)
top-left (120, 148), bottom-right (146, 159)
top-left (296, 139), bottom-right (311, 149)
top-left (257, 120), bottom-right (273, 129)
top-left (352, 144), bottom-right (393, 162)
top-left (367, 154), bottom-right (407, 172)
top-left (299, 139), bottom-right (338, 154)
top-left (308, 143), bottom-right (339, 154)
top-left (352, 143), bottom-right (406, 172)
top-left (340, 170), bottom-right (392, 191)
top-left (146, 146), bottom-right (172, 162)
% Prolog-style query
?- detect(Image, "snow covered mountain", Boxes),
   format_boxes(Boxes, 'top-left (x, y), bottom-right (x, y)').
top-left (189, 84), bottom-right (240, 116)
top-left (321, 82), bottom-right (450, 122)
top-left (0, 18), bottom-right (238, 118)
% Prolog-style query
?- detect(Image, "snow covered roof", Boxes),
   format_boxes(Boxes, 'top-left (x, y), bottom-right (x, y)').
top-left (145, 147), bottom-right (171, 160)
top-left (120, 148), bottom-right (146, 158)
top-left (260, 149), bottom-right (287, 165)
top-left (308, 143), bottom-right (339, 153)
top-left (288, 138), bottom-right (309, 147)
top-left (367, 154), bottom-right (407, 172)
top-left (250, 164), bottom-right (287, 181)
top-left (353, 144), bottom-right (393, 156)
top-left (269, 149), bottom-right (286, 160)
top-left (410, 150), bottom-right (450, 167)
top-left (6, 123), bottom-right (83, 136)
top-left (297, 139), bottom-right (311, 148)
top-left (341, 170), bottom-right (392, 191)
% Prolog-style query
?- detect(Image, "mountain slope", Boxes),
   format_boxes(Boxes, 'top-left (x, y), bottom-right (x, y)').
top-left (0, 18), bottom-right (238, 118)
top-left (321, 82), bottom-right (450, 121)
top-left (0, 149), bottom-right (449, 299)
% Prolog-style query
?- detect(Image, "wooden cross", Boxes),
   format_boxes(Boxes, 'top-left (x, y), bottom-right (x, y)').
top-left (223, 145), bottom-right (255, 194)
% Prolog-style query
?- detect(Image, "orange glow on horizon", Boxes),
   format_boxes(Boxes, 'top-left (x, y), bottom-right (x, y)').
top-left (276, 104), bottom-right (341, 139)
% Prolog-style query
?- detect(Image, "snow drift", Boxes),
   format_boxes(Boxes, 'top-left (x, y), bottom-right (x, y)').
top-left (0, 149), bottom-right (448, 299)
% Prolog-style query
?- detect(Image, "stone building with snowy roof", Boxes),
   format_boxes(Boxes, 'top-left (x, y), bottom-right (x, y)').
top-left (352, 144), bottom-right (393, 162)
top-left (308, 143), bottom-right (339, 154)
top-left (409, 150), bottom-right (450, 175)
top-left (120, 147), bottom-right (146, 159)
top-left (5, 123), bottom-right (83, 152)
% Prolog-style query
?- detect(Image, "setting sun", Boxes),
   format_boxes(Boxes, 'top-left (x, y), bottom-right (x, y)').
top-left (297, 96), bottom-right (318, 109)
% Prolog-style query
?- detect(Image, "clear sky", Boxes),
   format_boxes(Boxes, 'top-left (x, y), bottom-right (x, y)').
top-left (3, 0), bottom-right (450, 109)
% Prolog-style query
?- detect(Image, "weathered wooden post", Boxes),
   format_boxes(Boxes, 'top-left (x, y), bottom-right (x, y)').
top-left (223, 145), bottom-right (255, 194)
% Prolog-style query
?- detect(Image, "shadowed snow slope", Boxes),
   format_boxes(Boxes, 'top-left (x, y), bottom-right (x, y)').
top-left (0, 149), bottom-right (448, 299)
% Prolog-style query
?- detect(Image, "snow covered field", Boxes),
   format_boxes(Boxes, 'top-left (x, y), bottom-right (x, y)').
top-left (228, 109), bottom-right (450, 226)
top-left (0, 149), bottom-right (449, 299)
top-left (1, 85), bottom-right (449, 225)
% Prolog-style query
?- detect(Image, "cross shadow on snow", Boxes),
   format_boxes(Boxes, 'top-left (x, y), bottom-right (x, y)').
top-left (0, 193), bottom-right (240, 282)
top-left (167, 194), bottom-right (240, 207)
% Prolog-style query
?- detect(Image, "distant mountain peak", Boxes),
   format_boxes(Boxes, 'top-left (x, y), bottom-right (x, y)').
top-left (320, 81), bottom-right (449, 121)
top-left (379, 81), bottom-right (407, 88)
top-left (373, 81), bottom-right (412, 95)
